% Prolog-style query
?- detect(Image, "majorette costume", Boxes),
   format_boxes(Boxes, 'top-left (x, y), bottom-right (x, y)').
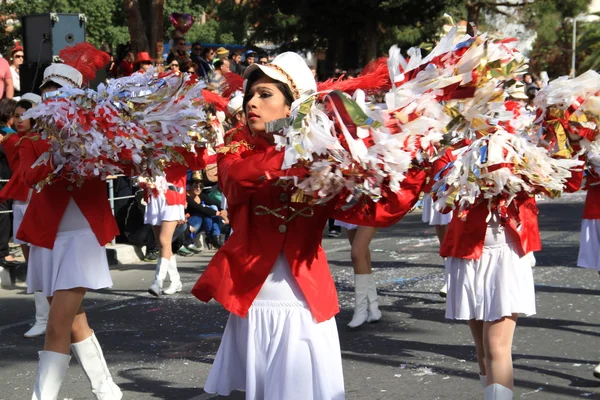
top-left (23, 42), bottom-right (214, 399)
top-left (577, 173), bottom-right (600, 270)
top-left (143, 148), bottom-right (209, 297)
top-left (530, 71), bottom-right (600, 272)
top-left (441, 195), bottom-right (540, 321)
top-left (20, 59), bottom-right (124, 400)
top-left (192, 52), bottom-right (426, 399)
top-left (0, 93), bottom-right (41, 247)
top-left (0, 93), bottom-right (48, 339)
top-left (378, 25), bottom-right (590, 399)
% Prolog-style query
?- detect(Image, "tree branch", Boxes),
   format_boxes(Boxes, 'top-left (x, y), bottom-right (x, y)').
top-left (485, 0), bottom-right (532, 7)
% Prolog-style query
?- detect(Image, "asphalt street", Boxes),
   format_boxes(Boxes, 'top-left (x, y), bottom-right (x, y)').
top-left (1, 193), bottom-right (599, 400)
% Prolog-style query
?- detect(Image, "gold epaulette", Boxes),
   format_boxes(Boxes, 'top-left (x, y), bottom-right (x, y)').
top-left (224, 126), bottom-right (245, 145)
top-left (216, 140), bottom-right (253, 155)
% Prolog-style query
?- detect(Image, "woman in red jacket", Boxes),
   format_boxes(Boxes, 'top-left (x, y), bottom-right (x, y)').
top-left (22, 65), bottom-right (122, 400)
top-left (0, 93), bottom-right (50, 339)
top-left (192, 52), bottom-right (426, 399)
top-left (441, 193), bottom-right (541, 399)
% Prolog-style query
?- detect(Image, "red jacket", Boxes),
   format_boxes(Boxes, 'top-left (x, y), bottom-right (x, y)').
top-left (192, 128), bottom-right (426, 322)
top-left (440, 195), bottom-right (541, 260)
top-left (0, 132), bottom-right (29, 202)
top-left (149, 148), bottom-right (211, 206)
top-left (584, 174), bottom-right (600, 219)
top-left (16, 137), bottom-right (119, 249)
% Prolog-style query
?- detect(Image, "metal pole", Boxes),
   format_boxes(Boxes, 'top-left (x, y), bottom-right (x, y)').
top-left (108, 179), bottom-right (116, 245)
top-left (572, 18), bottom-right (577, 78)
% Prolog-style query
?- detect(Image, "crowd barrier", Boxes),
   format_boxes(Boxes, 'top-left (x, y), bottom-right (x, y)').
top-left (0, 176), bottom-right (137, 245)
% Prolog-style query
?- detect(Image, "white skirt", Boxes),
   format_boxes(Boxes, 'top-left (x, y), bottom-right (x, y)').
top-left (144, 195), bottom-right (185, 225)
top-left (26, 228), bottom-right (113, 297)
top-left (204, 254), bottom-right (345, 400)
top-left (445, 223), bottom-right (536, 322)
top-left (12, 201), bottom-right (28, 245)
top-left (421, 194), bottom-right (452, 226)
top-left (577, 219), bottom-right (600, 271)
top-left (334, 220), bottom-right (358, 231)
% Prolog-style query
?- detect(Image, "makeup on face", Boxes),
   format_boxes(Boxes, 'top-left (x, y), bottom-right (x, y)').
top-left (245, 77), bottom-right (291, 139)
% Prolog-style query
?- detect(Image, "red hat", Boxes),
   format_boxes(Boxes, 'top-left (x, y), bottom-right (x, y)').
top-left (11, 46), bottom-right (23, 56)
top-left (134, 52), bottom-right (154, 64)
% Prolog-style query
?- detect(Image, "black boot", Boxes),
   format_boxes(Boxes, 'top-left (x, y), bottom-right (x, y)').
top-left (210, 235), bottom-right (223, 249)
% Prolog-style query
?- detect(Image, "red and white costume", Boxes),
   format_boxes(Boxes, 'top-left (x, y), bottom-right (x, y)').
top-left (192, 127), bottom-right (426, 399)
top-left (0, 130), bottom-right (32, 245)
top-left (143, 149), bottom-right (209, 225)
top-left (577, 171), bottom-right (600, 270)
top-left (17, 137), bottom-right (119, 296)
top-left (442, 196), bottom-right (541, 321)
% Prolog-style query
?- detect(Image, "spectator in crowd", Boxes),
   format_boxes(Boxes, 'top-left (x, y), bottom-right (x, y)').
top-left (134, 52), bottom-right (154, 73)
top-left (167, 37), bottom-right (191, 66)
top-left (9, 46), bottom-right (23, 98)
top-left (118, 51), bottom-right (135, 77)
top-left (197, 48), bottom-right (216, 79)
top-left (257, 54), bottom-right (268, 65)
top-left (168, 60), bottom-right (180, 74)
top-left (190, 42), bottom-right (203, 68)
top-left (243, 50), bottom-right (257, 69)
top-left (216, 47), bottom-right (229, 62)
top-left (523, 73), bottom-right (539, 93)
top-left (186, 178), bottom-right (225, 249)
top-left (99, 43), bottom-right (116, 79)
top-left (181, 60), bottom-right (198, 74)
top-left (525, 86), bottom-right (539, 114)
top-left (0, 55), bottom-right (14, 99)
top-left (0, 99), bottom-right (18, 272)
top-left (208, 59), bottom-right (230, 94)
top-left (229, 51), bottom-right (244, 75)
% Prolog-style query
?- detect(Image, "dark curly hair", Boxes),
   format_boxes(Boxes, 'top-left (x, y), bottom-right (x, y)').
top-left (0, 99), bottom-right (16, 127)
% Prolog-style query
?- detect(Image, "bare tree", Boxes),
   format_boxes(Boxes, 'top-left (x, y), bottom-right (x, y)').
top-left (124, 0), bottom-right (164, 61)
top-left (466, 0), bottom-right (533, 26)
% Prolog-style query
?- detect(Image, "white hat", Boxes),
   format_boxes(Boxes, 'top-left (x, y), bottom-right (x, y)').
top-left (506, 82), bottom-right (528, 100)
top-left (40, 64), bottom-right (83, 89)
top-left (227, 93), bottom-right (244, 116)
top-left (20, 93), bottom-right (41, 105)
top-left (243, 52), bottom-right (316, 100)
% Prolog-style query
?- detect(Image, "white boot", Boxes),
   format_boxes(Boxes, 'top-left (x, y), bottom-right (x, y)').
top-left (25, 292), bottom-right (49, 338)
top-left (348, 274), bottom-right (370, 328)
top-left (0, 266), bottom-right (12, 288)
top-left (71, 332), bottom-right (122, 400)
top-left (594, 362), bottom-right (600, 379)
top-left (365, 274), bottom-right (382, 323)
top-left (484, 383), bottom-right (513, 400)
top-left (163, 257), bottom-right (182, 295)
top-left (32, 351), bottom-right (71, 400)
top-left (439, 282), bottom-right (448, 298)
top-left (479, 374), bottom-right (487, 388)
top-left (148, 258), bottom-right (169, 297)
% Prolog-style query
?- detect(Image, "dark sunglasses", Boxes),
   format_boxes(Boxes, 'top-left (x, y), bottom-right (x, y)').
top-left (193, 47), bottom-right (202, 51)
top-left (14, 54), bottom-right (24, 59)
